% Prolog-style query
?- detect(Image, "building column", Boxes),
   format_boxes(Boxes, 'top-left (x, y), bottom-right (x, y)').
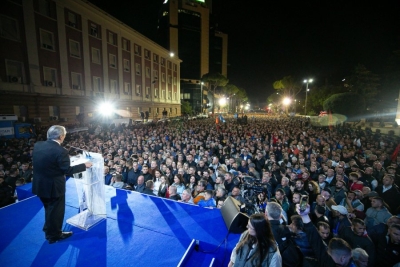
top-left (81, 17), bottom-right (91, 96)
top-left (55, 2), bottom-right (70, 94)
top-left (22, 0), bottom-right (41, 91)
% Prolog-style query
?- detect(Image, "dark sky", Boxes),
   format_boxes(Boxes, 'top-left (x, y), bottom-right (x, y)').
top-left (89, 0), bottom-right (400, 104)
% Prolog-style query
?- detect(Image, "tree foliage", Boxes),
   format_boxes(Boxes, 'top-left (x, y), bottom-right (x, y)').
top-left (202, 73), bottom-right (229, 114)
top-left (344, 64), bottom-right (380, 108)
top-left (307, 84), bottom-right (346, 114)
top-left (272, 76), bottom-right (302, 98)
top-left (323, 92), bottom-right (365, 118)
top-left (181, 101), bottom-right (193, 115)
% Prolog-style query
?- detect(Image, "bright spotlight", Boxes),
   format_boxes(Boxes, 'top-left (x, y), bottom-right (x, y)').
top-left (282, 97), bottom-right (291, 106)
top-left (170, 52), bottom-right (174, 57)
top-left (98, 102), bottom-right (115, 116)
top-left (219, 98), bottom-right (227, 106)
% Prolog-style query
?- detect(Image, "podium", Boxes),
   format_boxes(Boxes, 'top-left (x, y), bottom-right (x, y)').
top-left (66, 152), bottom-right (106, 230)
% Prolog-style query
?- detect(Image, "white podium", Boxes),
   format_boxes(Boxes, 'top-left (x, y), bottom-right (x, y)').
top-left (66, 152), bottom-right (106, 230)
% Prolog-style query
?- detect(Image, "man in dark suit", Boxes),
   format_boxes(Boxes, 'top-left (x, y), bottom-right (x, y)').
top-left (32, 125), bottom-right (92, 244)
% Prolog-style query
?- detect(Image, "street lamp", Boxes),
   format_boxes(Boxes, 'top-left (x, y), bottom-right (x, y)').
top-left (303, 78), bottom-right (313, 115)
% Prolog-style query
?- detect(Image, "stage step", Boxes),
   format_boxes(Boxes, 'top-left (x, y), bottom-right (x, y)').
top-left (178, 239), bottom-right (219, 267)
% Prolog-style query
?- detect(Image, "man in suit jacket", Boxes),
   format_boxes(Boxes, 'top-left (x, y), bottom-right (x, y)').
top-left (32, 125), bottom-right (92, 244)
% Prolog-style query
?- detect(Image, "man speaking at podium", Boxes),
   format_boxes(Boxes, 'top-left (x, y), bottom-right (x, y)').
top-left (32, 125), bottom-right (93, 244)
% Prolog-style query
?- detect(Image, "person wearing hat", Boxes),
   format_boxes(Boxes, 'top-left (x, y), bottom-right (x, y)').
top-left (375, 175), bottom-right (400, 214)
top-left (365, 196), bottom-right (392, 231)
top-left (331, 205), bottom-right (352, 237)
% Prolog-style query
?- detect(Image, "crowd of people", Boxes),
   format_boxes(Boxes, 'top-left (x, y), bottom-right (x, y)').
top-left (1, 116), bottom-right (400, 266)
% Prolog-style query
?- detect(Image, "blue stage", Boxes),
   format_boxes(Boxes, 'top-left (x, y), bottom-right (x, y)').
top-left (0, 180), bottom-right (240, 266)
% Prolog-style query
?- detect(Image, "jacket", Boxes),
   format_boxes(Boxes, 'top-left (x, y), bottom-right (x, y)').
top-left (32, 140), bottom-right (86, 198)
top-left (230, 230), bottom-right (282, 267)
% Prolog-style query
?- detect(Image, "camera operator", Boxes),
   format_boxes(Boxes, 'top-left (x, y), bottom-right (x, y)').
top-left (224, 172), bottom-right (240, 193)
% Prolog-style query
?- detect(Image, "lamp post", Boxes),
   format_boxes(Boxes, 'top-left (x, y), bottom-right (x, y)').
top-left (303, 79), bottom-right (313, 115)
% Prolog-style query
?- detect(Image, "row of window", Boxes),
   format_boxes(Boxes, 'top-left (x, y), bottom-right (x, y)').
top-left (4, 59), bottom-right (177, 99)
top-left (1, 12), bottom-right (178, 71)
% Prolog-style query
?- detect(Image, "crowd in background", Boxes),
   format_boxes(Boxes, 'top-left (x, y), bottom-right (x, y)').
top-left (1, 116), bottom-right (400, 266)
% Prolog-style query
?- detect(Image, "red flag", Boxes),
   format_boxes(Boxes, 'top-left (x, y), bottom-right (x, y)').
top-left (391, 144), bottom-right (400, 162)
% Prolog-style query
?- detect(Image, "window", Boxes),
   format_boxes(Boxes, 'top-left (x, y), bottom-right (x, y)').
top-left (168, 91), bottom-right (172, 99)
top-left (153, 54), bottom-right (158, 63)
top-left (175, 108), bottom-right (178, 115)
top-left (144, 50), bottom-right (149, 59)
top-left (173, 76), bottom-right (177, 85)
top-left (173, 64), bottom-right (177, 72)
top-left (69, 40), bottom-right (81, 58)
top-left (134, 44), bottom-right (140, 55)
top-left (167, 61), bottom-right (172, 69)
top-left (110, 79), bottom-right (118, 94)
top-left (90, 23), bottom-right (99, 37)
top-left (135, 63), bottom-right (141, 75)
top-left (168, 75), bottom-right (172, 84)
top-left (40, 29), bottom-right (54, 50)
top-left (124, 59), bottom-right (130, 72)
top-left (109, 54), bottom-right (117, 68)
top-left (108, 32), bottom-right (116, 45)
top-left (154, 88), bottom-right (158, 98)
top-left (136, 85), bottom-right (141, 95)
top-left (181, 93), bottom-right (190, 99)
top-left (6, 60), bottom-right (23, 83)
top-left (153, 70), bottom-right (158, 80)
top-left (93, 76), bottom-right (101, 92)
top-left (146, 67), bottom-right (150, 78)
top-left (43, 67), bottom-right (57, 87)
top-left (161, 89), bottom-right (165, 99)
top-left (71, 72), bottom-right (82, 90)
top-left (161, 57), bottom-right (165, 66)
top-left (67, 12), bottom-right (77, 28)
top-left (49, 106), bottom-right (60, 117)
top-left (38, 0), bottom-right (51, 17)
top-left (91, 47), bottom-right (101, 64)
top-left (145, 87), bottom-right (150, 98)
top-left (162, 73), bottom-right (166, 82)
top-left (75, 106), bottom-right (84, 116)
top-left (173, 92), bottom-right (177, 100)
top-left (0, 15), bottom-right (20, 41)
top-left (124, 82), bottom-right (131, 95)
top-left (122, 39), bottom-right (130, 51)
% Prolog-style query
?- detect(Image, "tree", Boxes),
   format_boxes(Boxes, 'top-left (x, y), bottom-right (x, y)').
top-left (272, 76), bottom-right (302, 99)
top-left (201, 73), bottom-right (229, 115)
top-left (344, 64), bottom-right (380, 109)
top-left (181, 101), bottom-right (193, 116)
top-left (323, 92), bottom-right (365, 118)
top-left (307, 84), bottom-right (346, 115)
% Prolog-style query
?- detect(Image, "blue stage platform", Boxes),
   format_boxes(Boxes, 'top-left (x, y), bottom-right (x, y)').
top-left (0, 180), bottom-right (240, 266)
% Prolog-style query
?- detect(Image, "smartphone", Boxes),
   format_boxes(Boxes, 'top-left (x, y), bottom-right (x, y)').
top-left (299, 195), bottom-right (309, 213)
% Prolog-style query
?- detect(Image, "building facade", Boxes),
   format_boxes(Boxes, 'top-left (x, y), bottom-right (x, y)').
top-left (0, 0), bottom-right (181, 125)
top-left (158, 0), bottom-right (228, 114)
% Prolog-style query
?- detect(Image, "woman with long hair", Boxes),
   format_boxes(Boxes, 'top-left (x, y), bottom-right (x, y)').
top-left (171, 174), bottom-right (186, 197)
top-left (158, 175), bottom-right (169, 198)
top-left (228, 213), bottom-right (281, 267)
top-left (307, 180), bottom-right (320, 204)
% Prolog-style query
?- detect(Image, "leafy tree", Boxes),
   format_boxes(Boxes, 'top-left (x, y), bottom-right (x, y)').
top-left (202, 73), bottom-right (229, 115)
top-left (323, 92), bottom-right (365, 118)
top-left (272, 76), bottom-right (302, 99)
top-left (181, 101), bottom-right (193, 115)
top-left (344, 64), bottom-right (380, 109)
top-left (307, 84), bottom-right (346, 114)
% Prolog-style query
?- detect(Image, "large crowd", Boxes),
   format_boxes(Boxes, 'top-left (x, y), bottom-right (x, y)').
top-left (1, 116), bottom-right (400, 266)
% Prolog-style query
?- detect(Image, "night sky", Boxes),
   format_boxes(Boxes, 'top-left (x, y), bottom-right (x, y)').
top-left (89, 0), bottom-right (400, 104)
